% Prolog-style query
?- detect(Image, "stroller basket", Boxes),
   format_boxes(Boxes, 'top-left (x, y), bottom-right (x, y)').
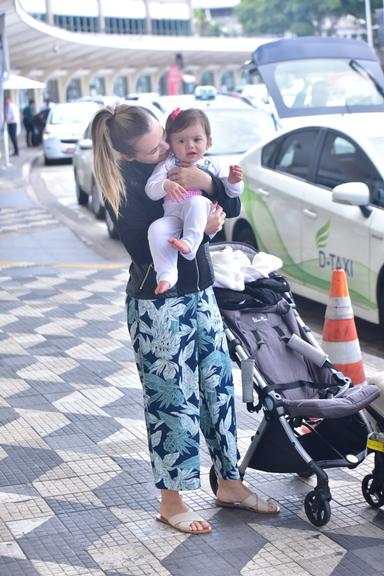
top-left (209, 241), bottom-right (379, 526)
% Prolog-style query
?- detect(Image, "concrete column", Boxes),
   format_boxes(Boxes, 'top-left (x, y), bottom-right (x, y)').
top-left (186, 0), bottom-right (195, 35)
top-left (97, 0), bottom-right (105, 33)
top-left (45, 0), bottom-right (53, 26)
top-left (104, 76), bottom-right (113, 95)
top-left (79, 77), bottom-right (88, 97)
top-left (143, 0), bottom-right (151, 34)
top-left (56, 77), bottom-right (67, 103)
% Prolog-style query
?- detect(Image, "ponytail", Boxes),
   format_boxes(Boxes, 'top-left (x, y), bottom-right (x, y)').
top-left (91, 104), bottom-right (154, 215)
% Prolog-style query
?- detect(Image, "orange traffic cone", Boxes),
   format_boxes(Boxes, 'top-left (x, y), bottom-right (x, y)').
top-left (321, 268), bottom-right (366, 385)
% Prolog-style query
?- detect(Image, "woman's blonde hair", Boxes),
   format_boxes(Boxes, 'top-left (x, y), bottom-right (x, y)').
top-left (91, 104), bottom-right (155, 215)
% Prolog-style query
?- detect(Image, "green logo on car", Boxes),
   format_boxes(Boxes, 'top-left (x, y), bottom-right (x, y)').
top-left (315, 220), bottom-right (330, 249)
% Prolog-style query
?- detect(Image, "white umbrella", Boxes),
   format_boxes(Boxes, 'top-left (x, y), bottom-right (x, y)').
top-left (3, 74), bottom-right (45, 90)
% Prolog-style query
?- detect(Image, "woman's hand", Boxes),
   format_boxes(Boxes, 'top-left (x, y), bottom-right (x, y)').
top-left (168, 165), bottom-right (214, 195)
top-left (205, 203), bottom-right (225, 236)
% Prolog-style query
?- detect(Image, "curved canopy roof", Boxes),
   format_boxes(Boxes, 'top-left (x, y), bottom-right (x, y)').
top-left (2, 0), bottom-right (272, 82)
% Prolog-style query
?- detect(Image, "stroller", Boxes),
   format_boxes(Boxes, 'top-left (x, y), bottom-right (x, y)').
top-left (209, 242), bottom-right (380, 527)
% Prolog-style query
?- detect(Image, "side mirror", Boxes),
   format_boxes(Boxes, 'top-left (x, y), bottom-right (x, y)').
top-left (79, 138), bottom-right (93, 150)
top-left (332, 182), bottom-right (372, 218)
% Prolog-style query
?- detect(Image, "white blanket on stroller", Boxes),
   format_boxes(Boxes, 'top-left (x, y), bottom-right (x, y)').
top-left (211, 246), bottom-right (283, 291)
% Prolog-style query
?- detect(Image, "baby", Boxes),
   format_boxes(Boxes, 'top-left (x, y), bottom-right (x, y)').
top-left (145, 107), bottom-right (243, 294)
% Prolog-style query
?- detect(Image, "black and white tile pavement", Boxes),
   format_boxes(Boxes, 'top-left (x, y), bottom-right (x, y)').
top-left (0, 265), bottom-right (383, 576)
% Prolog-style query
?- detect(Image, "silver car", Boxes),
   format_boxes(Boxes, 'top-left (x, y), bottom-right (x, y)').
top-left (42, 101), bottom-right (100, 165)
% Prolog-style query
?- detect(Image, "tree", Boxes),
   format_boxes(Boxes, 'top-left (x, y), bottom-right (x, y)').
top-left (194, 8), bottom-right (225, 37)
top-left (236, 0), bottom-right (382, 37)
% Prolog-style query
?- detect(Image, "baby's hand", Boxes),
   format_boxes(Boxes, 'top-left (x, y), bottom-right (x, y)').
top-left (164, 179), bottom-right (186, 202)
top-left (228, 164), bottom-right (243, 184)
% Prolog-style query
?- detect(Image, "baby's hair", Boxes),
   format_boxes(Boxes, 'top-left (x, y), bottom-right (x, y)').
top-left (91, 104), bottom-right (157, 214)
top-left (165, 108), bottom-right (211, 140)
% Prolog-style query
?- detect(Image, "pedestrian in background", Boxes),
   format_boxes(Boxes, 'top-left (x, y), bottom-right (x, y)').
top-left (4, 96), bottom-right (20, 156)
top-left (22, 98), bottom-right (36, 147)
top-left (91, 104), bottom-right (280, 536)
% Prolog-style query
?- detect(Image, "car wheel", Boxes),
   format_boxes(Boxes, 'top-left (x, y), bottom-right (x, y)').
top-left (235, 224), bottom-right (258, 249)
top-left (75, 173), bottom-right (89, 206)
top-left (91, 180), bottom-right (105, 220)
top-left (105, 209), bottom-right (119, 239)
top-left (44, 156), bottom-right (53, 166)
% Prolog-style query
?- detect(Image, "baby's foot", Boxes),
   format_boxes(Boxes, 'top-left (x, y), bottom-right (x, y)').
top-left (155, 281), bottom-right (171, 295)
top-left (169, 238), bottom-right (191, 255)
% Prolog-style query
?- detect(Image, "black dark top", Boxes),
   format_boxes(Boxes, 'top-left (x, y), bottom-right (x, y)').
top-left (106, 159), bottom-right (241, 299)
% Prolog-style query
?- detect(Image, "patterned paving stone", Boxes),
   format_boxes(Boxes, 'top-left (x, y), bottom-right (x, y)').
top-left (0, 495), bottom-right (53, 523)
top-left (1, 265), bottom-right (384, 576)
top-left (0, 556), bottom-right (41, 576)
top-left (0, 520), bottom-right (13, 543)
top-left (0, 407), bottom-right (19, 426)
top-left (31, 562), bottom-right (105, 576)
top-left (63, 414), bottom-right (124, 444)
top-left (45, 433), bottom-right (106, 455)
top-left (17, 532), bottom-right (100, 569)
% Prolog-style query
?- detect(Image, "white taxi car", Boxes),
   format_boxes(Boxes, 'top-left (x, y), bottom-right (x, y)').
top-left (225, 118), bottom-right (384, 326)
top-left (43, 101), bottom-right (100, 165)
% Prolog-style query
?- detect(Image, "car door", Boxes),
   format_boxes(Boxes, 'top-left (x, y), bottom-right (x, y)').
top-left (242, 128), bottom-right (321, 286)
top-left (301, 128), bottom-right (378, 315)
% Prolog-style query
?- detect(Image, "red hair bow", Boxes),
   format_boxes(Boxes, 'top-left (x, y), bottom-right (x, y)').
top-left (170, 107), bottom-right (181, 119)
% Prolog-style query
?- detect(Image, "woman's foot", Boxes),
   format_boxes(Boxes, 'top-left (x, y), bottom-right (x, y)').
top-left (159, 490), bottom-right (212, 533)
top-left (155, 280), bottom-right (171, 295)
top-left (168, 238), bottom-right (191, 255)
top-left (216, 478), bottom-right (279, 514)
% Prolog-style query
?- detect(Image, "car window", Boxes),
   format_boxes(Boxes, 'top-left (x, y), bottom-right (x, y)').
top-left (205, 109), bottom-right (276, 155)
top-left (274, 58), bottom-right (384, 111)
top-left (315, 131), bottom-right (383, 202)
top-left (272, 129), bottom-right (320, 180)
top-left (261, 137), bottom-right (283, 167)
top-left (49, 103), bottom-right (99, 125)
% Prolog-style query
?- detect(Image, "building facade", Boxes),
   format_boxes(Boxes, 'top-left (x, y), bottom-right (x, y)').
top-left (2, 0), bottom-right (272, 106)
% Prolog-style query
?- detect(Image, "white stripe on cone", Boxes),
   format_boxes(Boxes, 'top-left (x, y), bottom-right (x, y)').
top-left (321, 339), bottom-right (362, 365)
top-left (325, 296), bottom-right (354, 320)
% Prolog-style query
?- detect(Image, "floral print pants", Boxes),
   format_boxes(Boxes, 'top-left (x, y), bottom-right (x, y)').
top-left (126, 287), bottom-right (240, 490)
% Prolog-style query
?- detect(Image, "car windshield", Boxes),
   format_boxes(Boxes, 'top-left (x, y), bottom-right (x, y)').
top-left (274, 59), bottom-right (384, 110)
top-left (49, 103), bottom-right (99, 125)
top-left (205, 109), bottom-right (275, 155)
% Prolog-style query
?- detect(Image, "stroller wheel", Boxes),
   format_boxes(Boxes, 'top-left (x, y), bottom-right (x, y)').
top-left (304, 491), bottom-right (331, 527)
top-left (362, 474), bottom-right (384, 509)
top-left (209, 466), bottom-right (218, 496)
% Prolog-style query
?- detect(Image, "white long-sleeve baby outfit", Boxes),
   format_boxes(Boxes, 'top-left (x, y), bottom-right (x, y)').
top-left (145, 153), bottom-right (243, 289)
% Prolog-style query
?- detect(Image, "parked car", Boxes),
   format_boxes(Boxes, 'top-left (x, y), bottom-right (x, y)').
top-left (224, 119), bottom-right (384, 326)
top-left (73, 91), bottom-right (277, 238)
top-left (246, 36), bottom-right (384, 130)
top-left (149, 95), bottom-right (277, 158)
top-left (42, 101), bottom-right (100, 165)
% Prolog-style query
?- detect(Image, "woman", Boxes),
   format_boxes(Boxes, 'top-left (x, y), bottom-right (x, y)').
top-left (91, 104), bottom-right (279, 535)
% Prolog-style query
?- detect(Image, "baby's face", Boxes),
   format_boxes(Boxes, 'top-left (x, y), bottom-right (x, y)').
top-left (169, 122), bottom-right (211, 165)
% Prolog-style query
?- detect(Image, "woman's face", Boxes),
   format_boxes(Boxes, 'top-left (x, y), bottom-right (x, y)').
top-left (129, 119), bottom-right (169, 164)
